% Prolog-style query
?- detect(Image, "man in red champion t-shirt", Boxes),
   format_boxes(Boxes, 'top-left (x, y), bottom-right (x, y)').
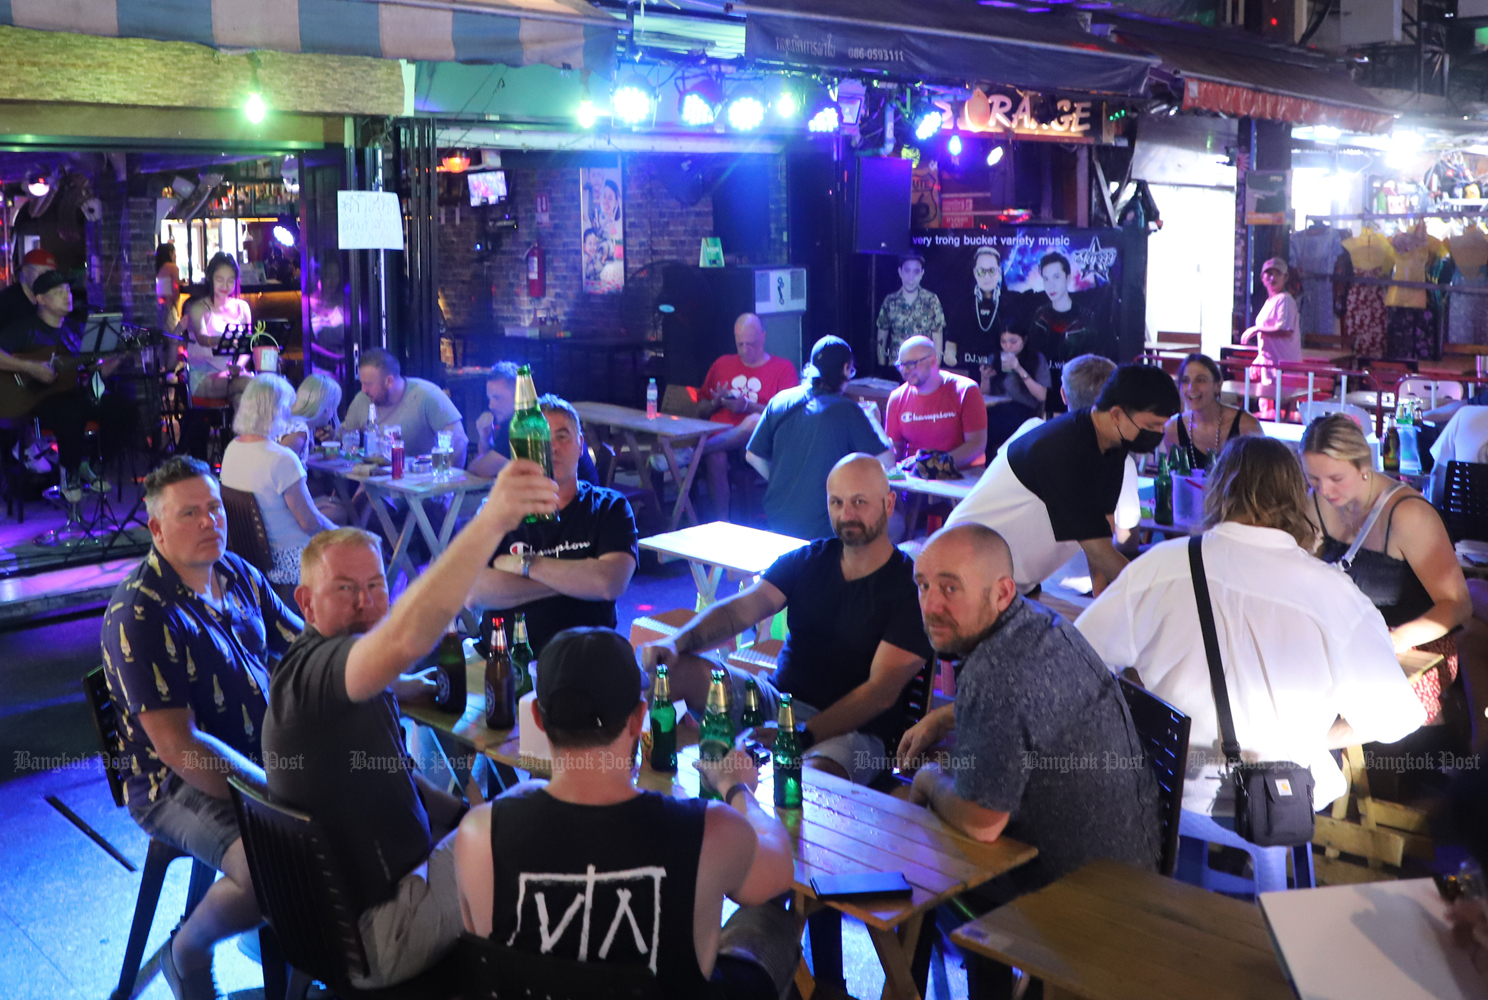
top-left (884, 336), bottom-right (987, 471)
top-left (697, 313), bottom-right (799, 520)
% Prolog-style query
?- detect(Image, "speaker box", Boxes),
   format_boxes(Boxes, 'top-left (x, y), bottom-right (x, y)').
top-left (712, 157), bottom-right (772, 256)
top-left (854, 157), bottom-right (911, 255)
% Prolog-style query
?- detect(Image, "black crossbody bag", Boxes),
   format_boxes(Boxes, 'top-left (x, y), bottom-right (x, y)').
top-left (1188, 536), bottom-right (1316, 847)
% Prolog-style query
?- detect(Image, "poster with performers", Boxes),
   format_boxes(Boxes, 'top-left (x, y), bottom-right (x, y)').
top-left (580, 167), bottom-right (624, 294)
top-left (882, 227), bottom-right (1125, 373)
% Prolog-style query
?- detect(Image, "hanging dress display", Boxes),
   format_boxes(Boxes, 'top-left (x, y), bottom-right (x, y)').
top-left (1384, 226), bottom-right (1439, 360)
top-left (1448, 227), bottom-right (1488, 347)
top-left (1342, 231), bottom-right (1395, 359)
top-left (1290, 225), bottom-right (1345, 338)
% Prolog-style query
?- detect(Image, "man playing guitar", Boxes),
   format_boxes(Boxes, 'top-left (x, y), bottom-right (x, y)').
top-left (0, 270), bottom-right (137, 501)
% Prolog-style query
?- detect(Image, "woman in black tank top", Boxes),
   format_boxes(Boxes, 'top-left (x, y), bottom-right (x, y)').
top-left (1301, 413), bottom-right (1472, 729)
top-left (1161, 354), bottom-right (1262, 471)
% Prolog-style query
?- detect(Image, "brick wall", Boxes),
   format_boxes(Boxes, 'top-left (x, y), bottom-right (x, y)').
top-left (440, 152), bottom-right (787, 361)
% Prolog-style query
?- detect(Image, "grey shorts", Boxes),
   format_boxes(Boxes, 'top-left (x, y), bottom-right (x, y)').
top-left (718, 665), bottom-right (887, 786)
top-left (717, 902), bottom-right (801, 997)
top-left (351, 829), bottom-right (464, 989)
top-left (128, 773), bottom-right (240, 872)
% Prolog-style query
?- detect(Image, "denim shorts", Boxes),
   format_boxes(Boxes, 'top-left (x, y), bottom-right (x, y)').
top-left (719, 665), bottom-right (888, 785)
top-left (128, 773), bottom-right (241, 872)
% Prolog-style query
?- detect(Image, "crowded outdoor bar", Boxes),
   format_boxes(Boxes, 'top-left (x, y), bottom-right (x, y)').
top-left (3, 1), bottom-right (1488, 999)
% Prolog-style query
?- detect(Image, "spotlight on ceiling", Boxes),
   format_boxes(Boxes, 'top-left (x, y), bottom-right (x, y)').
top-left (576, 98), bottom-right (598, 129)
top-left (914, 110), bottom-right (944, 141)
top-left (808, 106), bottom-right (841, 133)
top-left (726, 87), bottom-right (766, 131)
top-left (25, 172), bottom-right (50, 198)
top-left (612, 74), bottom-right (655, 126)
top-left (679, 78), bottom-right (723, 127)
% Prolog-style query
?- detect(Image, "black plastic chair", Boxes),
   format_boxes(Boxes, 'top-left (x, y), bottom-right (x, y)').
top-left (458, 932), bottom-right (666, 1000)
top-left (84, 666), bottom-right (218, 1000)
top-left (1440, 460), bottom-right (1488, 543)
top-left (227, 773), bottom-right (461, 1000)
top-left (221, 485), bottom-right (274, 577)
top-left (1118, 676), bottom-right (1192, 877)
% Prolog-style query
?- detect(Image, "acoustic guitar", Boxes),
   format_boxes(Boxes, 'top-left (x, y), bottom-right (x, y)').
top-left (0, 348), bottom-right (109, 419)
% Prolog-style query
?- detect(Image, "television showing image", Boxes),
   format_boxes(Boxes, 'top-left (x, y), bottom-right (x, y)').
top-left (468, 170), bottom-right (508, 207)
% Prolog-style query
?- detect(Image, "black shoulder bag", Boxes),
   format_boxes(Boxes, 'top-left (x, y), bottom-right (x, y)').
top-left (1188, 536), bottom-right (1316, 847)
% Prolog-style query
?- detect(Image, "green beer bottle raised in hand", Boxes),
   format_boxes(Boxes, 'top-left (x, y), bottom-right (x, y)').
top-left (508, 365), bottom-right (555, 522)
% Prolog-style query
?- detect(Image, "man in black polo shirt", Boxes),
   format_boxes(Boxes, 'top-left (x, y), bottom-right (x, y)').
top-left (262, 460), bottom-right (559, 988)
top-left (0, 269), bottom-right (135, 497)
top-left (643, 453), bottom-right (932, 785)
top-left (466, 394), bottom-right (638, 653)
top-left (945, 364), bottom-right (1178, 596)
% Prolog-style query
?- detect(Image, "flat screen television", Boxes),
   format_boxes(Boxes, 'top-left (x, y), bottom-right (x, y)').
top-left (467, 170), bottom-right (507, 207)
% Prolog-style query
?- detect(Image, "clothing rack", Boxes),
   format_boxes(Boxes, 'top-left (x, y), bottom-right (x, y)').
top-left (1288, 270), bottom-right (1488, 297)
top-left (1309, 211), bottom-right (1488, 222)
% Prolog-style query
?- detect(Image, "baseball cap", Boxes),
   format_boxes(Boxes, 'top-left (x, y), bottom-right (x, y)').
top-left (21, 249), bottom-right (56, 269)
top-left (31, 270), bottom-right (70, 297)
top-left (803, 335), bottom-right (853, 380)
top-left (1261, 257), bottom-right (1288, 274)
top-left (535, 627), bottom-right (643, 730)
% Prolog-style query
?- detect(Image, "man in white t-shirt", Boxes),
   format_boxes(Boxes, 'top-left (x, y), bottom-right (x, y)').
top-left (344, 348), bottom-right (468, 464)
top-left (946, 365), bottom-right (1177, 596)
top-left (1429, 402), bottom-right (1488, 502)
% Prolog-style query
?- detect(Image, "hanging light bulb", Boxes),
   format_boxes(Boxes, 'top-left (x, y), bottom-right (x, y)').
top-left (987, 145), bottom-right (1005, 167)
top-left (244, 92), bottom-right (268, 124)
top-left (577, 98), bottom-right (598, 128)
top-left (948, 134), bottom-right (963, 156)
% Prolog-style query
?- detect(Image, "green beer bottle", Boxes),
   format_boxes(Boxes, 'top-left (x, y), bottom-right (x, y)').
top-left (773, 694), bottom-right (803, 810)
top-left (433, 624), bottom-right (466, 714)
top-left (740, 677), bottom-right (765, 729)
top-left (511, 613), bottom-right (535, 700)
top-left (508, 365), bottom-right (556, 522)
top-left (699, 668), bottom-right (735, 801)
top-left (1154, 451), bottom-right (1174, 526)
top-left (649, 666), bottom-right (677, 774)
top-left (1172, 437), bottom-right (1192, 476)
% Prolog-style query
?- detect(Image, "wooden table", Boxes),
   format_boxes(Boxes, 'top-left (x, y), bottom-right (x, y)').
top-left (305, 455), bottom-right (491, 595)
top-left (639, 521), bottom-right (808, 606)
top-left (950, 859), bottom-right (1293, 1000)
top-left (408, 653), bottom-right (1038, 1000)
top-left (573, 402), bottom-right (730, 531)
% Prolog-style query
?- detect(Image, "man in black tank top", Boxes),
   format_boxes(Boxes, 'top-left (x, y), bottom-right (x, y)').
top-left (453, 628), bottom-right (800, 1000)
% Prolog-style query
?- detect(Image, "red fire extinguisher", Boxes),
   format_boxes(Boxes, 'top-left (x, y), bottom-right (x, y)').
top-left (525, 243), bottom-right (546, 299)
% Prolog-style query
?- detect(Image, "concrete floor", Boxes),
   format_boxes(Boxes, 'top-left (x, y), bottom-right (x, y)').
top-left (0, 550), bottom-right (970, 1000)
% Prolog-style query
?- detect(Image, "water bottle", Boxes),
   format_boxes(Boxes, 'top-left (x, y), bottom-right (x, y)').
top-left (646, 378), bottom-right (659, 420)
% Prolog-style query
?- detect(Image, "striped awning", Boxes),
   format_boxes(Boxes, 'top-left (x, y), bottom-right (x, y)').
top-left (0, 0), bottom-right (618, 74)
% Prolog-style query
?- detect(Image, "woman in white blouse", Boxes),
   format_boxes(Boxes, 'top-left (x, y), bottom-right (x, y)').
top-left (1075, 435), bottom-right (1424, 892)
top-left (183, 252), bottom-right (254, 405)
top-left (219, 374), bottom-right (338, 607)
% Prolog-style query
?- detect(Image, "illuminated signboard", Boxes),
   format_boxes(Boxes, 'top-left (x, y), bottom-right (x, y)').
top-left (937, 88), bottom-right (1106, 144)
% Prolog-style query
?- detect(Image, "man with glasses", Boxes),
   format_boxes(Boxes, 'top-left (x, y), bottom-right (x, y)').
top-left (884, 335), bottom-right (987, 472)
top-left (876, 253), bottom-right (945, 368)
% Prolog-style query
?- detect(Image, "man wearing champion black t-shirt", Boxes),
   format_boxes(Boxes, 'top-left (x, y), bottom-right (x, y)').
top-left (466, 395), bottom-right (639, 653)
top-left (946, 365), bottom-right (1179, 596)
top-left (642, 453), bottom-right (932, 785)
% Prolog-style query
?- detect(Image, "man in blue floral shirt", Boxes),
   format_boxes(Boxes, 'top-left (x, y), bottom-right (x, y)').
top-left (101, 456), bottom-right (301, 999)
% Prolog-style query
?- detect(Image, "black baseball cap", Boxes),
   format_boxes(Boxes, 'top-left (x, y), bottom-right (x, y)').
top-left (31, 270), bottom-right (70, 297)
top-left (803, 335), bottom-right (853, 380)
top-left (536, 627), bottom-right (644, 730)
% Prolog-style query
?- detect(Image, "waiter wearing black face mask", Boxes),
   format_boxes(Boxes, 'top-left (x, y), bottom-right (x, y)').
top-left (945, 364), bottom-right (1180, 597)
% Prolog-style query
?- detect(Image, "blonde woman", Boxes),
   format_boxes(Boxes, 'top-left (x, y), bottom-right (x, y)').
top-left (1302, 413), bottom-right (1472, 730)
top-left (219, 374), bottom-right (338, 606)
top-left (1077, 435), bottom-right (1422, 891)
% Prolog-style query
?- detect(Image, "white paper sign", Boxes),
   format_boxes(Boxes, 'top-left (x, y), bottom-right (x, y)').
top-left (337, 191), bottom-right (405, 250)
